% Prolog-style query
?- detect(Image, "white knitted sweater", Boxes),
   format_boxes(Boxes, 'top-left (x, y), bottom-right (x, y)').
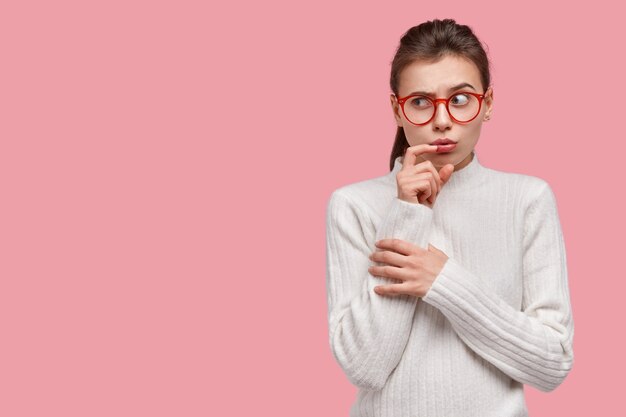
top-left (325, 151), bottom-right (574, 417)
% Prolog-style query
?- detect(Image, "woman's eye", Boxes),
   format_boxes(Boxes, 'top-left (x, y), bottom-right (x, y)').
top-left (409, 96), bottom-right (431, 108)
top-left (450, 93), bottom-right (470, 105)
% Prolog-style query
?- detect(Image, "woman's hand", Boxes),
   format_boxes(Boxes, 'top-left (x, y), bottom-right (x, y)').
top-left (368, 239), bottom-right (449, 298)
top-left (397, 144), bottom-right (455, 208)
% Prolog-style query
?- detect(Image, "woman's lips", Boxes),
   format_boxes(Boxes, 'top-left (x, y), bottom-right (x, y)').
top-left (436, 143), bottom-right (457, 152)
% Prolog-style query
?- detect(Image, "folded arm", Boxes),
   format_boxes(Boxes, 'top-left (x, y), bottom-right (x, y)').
top-left (326, 192), bottom-right (434, 390)
top-left (421, 183), bottom-right (574, 392)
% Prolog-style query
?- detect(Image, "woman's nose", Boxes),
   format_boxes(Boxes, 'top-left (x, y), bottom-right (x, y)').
top-left (433, 102), bottom-right (452, 129)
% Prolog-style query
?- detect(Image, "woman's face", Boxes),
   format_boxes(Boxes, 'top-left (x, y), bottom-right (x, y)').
top-left (390, 54), bottom-right (494, 170)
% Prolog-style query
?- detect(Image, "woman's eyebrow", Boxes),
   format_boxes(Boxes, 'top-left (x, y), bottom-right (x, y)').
top-left (408, 82), bottom-right (476, 96)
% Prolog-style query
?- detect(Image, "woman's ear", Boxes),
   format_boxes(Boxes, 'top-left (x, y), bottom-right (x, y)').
top-left (483, 86), bottom-right (494, 121)
top-left (390, 94), bottom-right (403, 127)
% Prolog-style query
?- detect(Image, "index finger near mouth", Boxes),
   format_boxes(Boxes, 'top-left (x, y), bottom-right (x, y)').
top-left (401, 144), bottom-right (439, 172)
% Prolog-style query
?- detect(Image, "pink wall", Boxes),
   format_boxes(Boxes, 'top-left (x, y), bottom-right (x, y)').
top-left (0, 0), bottom-right (622, 415)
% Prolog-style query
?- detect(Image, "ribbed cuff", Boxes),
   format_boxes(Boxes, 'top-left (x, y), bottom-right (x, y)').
top-left (377, 198), bottom-right (434, 247)
top-left (421, 257), bottom-right (463, 303)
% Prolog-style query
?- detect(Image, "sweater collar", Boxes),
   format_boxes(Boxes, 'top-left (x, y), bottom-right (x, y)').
top-left (388, 150), bottom-right (485, 190)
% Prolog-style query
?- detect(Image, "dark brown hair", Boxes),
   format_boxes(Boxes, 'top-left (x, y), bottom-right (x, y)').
top-left (388, 18), bottom-right (492, 171)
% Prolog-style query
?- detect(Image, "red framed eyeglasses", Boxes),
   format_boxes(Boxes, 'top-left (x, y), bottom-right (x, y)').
top-left (393, 91), bottom-right (486, 126)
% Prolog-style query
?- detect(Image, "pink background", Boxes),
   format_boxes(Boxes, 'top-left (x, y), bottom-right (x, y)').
top-left (0, 1), bottom-right (622, 416)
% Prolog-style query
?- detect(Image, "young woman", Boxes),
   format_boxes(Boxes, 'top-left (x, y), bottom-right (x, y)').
top-left (325, 19), bottom-right (574, 416)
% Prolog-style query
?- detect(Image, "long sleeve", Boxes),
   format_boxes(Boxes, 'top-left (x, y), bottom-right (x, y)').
top-left (325, 192), bottom-right (434, 390)
top-left (421, 183), bottom-right (574, 392)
